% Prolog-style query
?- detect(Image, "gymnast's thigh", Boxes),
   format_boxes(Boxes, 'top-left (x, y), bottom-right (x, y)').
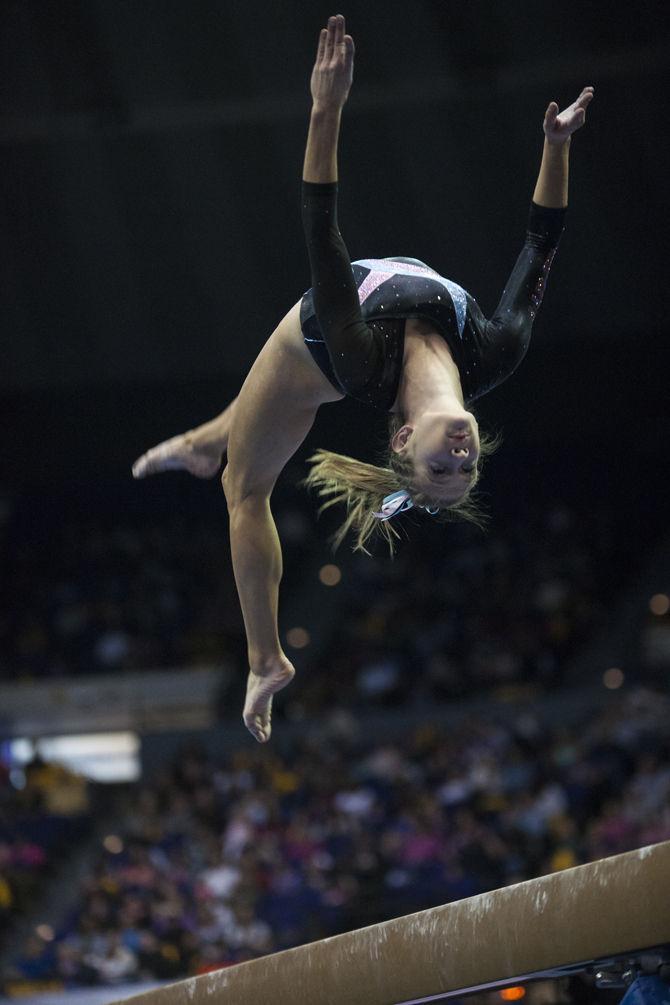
top-left (224, 303), bottom-right (340, 502)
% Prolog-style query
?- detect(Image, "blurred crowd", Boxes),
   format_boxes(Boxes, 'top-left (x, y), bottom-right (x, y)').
top-left (6, 686), bottom-right (669, 991)
top-left (293, 502), bottom-right (630, 713)
top-left (1, 491), bottom-right (634, 702)
top-left (2, 480), bottom-right (666, 997)
top-left (0, 483), bottom-right (316, 683)
top-left (0, 756), bottom-right (91, 941)
top-left (1, 515), bottom-right (245, 679)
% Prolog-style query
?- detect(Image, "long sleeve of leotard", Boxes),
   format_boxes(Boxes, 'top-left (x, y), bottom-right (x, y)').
top-left (301, 181), bottom-right (384, 397)
top-left (464, 201), bottom-right (566, 399)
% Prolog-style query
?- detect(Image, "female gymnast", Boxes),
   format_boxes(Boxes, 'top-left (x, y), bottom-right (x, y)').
top-left (132, 15), bottom-right (594, 742)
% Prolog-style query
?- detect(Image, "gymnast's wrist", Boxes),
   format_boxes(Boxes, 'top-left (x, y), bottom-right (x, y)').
top-left (543, 135), bottom-right (571, 155)
top-left (310, 102), bottom-right (343, 122)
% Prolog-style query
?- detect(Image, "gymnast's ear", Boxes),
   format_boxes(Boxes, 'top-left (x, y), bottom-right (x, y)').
top-left (390, 424), bottom-right (413, 453)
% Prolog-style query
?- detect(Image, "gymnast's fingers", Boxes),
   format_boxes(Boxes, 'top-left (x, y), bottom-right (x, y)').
top-left (544, 101), bottom-right (559, 127)
top-left (316, 27), bottom-right (327, 65)
top-left (334, 13), bottom-right (345, 48)
top-left (575, 85), bottom-right (595, 108)
top-left (324, 15), bottom-right (337, 61)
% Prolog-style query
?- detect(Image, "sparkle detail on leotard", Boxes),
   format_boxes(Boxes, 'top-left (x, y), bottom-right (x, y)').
top-left (355, 259), bottom-right (467, 338)
top-left (301, 183), bottom-right (567, 411)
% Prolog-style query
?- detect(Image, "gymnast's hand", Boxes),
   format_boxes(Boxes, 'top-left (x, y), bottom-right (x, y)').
top-left (310, 14), bottom-right (355, 111)
top-left (543, 86), bottom-right (595, 145)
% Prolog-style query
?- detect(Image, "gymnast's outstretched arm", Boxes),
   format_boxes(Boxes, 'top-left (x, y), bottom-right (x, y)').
top-left (301, 17), bottom-right (386, 399)
top-left (467, 87), bottom-right (595, 395)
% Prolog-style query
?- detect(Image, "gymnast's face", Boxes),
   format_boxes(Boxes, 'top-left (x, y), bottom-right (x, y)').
top-left (392, 410), bottom-right (480, 503)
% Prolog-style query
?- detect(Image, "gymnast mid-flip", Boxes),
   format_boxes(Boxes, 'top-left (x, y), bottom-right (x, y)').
top-left (133, 15), bottom-right (594, 742)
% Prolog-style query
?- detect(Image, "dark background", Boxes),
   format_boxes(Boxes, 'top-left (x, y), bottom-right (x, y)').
top-left (1, 9), bottom-right (669, 993)
top-left (2, 0), bottom-right (669, 527)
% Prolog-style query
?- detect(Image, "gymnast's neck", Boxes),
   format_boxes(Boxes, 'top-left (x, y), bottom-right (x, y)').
top-left (391, 321), bottom-right (466, 419)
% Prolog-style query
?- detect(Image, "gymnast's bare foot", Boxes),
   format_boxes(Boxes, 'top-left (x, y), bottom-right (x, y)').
top-left (243, 655), bottom-right (296, 743)
top-left (132, 433), bottom-right (222, 480)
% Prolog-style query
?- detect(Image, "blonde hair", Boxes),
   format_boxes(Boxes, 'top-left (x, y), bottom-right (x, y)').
top-left (303, 417), bottom-right (500, 555)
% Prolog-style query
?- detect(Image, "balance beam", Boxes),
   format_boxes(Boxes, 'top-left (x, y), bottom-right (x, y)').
top-left (114, 841), bottom-right (670, 1005)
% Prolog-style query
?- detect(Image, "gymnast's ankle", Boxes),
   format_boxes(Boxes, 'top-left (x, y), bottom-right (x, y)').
top-left (184, 429), bottom-right (225, 459)
top-left (248, 651), bottom-right (294, 677)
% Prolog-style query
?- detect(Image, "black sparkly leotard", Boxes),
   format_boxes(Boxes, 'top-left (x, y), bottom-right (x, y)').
top-left (300, 182), bottom-right (566, 410)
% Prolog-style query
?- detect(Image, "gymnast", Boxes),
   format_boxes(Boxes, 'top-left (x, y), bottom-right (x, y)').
top-left (132, 15), bottom-right (594, 742)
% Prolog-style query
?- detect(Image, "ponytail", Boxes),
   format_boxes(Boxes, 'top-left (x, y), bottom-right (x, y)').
top-left (303, 449), bottom-right (403, 554)
top-left (303, 418), bottom-right (499, 555)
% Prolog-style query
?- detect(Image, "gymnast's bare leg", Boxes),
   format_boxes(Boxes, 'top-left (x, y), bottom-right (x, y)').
top-left (222, 301), bottom-right (329, 743)
top-left (132, 400), bottom-right (238, 479)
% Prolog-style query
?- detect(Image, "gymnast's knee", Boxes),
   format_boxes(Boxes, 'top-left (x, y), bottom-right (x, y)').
top-left (221, 465), bottom-right (241, 508)
top-left (222, 466), bottom-right (273, 512)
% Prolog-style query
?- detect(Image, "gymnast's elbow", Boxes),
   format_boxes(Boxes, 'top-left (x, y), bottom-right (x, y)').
top-left (479, 320), bottom-right (532, 386)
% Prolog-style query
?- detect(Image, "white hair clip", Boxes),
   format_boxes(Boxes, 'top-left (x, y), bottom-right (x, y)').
top-left (373, 490), bottom-right (414, 521)
top-left (373, 491), bottom-right (442, 521)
